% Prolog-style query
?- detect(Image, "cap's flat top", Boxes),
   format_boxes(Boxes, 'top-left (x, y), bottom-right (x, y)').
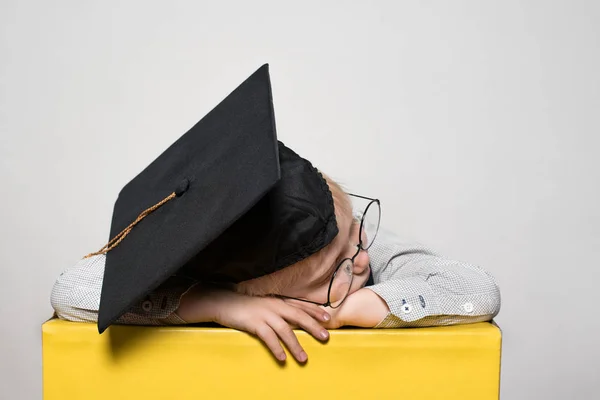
top-left (98, 64), bottom-right (280, 332)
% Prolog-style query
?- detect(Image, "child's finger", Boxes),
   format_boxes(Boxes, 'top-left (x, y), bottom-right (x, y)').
top-left (282, 306), bottom-right (329, 343)
top-left (266, 317), bottom-right (307, 363)
top-left (254, 324), bottom-right (287, 361)
top-left (282, 299), bottom-right (330, 322)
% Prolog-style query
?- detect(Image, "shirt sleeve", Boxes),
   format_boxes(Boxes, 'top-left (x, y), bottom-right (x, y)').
top-left (365, 230), bottom-right (501, 328)
top-left (50, 254), bottom-right (194, 325)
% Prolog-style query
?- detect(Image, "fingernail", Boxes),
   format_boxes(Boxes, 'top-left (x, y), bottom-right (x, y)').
top-left (299, 351), bottom-right (307, 362)
top-left (320, 331), bottom-right (329, 340)
top-left (278, 353), bottom-right (286, 361)
top-left (323, 314), bottom-right (330, 321)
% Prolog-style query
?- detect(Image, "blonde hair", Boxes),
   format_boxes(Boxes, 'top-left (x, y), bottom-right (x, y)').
top-left (235, 174), bottom-right (351, 297)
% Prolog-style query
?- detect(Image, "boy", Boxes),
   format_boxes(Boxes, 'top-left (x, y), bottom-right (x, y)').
top-left (51, 65), bottom-right (500, 363)
top-left (53, 174), bottom-right (500, 362)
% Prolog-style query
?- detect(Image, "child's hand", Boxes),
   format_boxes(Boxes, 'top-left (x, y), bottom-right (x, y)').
top-left (318, 288), bottom-right (390, 329)
top-left (177, 285), bottom-right (330, 362)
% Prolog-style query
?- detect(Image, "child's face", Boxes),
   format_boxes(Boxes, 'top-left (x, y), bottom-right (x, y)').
top-left (276, 199), bottom-right (371, 304)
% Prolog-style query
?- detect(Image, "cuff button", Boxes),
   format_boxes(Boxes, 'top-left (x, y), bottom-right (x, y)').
top-left (142, 300), bottom-right (153, 312)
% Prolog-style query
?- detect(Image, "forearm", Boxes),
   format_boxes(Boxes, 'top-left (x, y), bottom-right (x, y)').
top-left (51, 254), bottom-right (194, 325)
top-left (368, 262), bottom-right (501, 328)
top-left (175, 283), bottom-right (219, 323)
top-left (367, 231), bottom-right (501, 328)
top-left (336, 288), bottom-right (390, 328)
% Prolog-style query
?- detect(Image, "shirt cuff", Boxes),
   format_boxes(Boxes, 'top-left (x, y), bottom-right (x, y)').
top-left (117, 277), bottom-right (196, 325)
top-left (367, 277), bottom-right (440, 323)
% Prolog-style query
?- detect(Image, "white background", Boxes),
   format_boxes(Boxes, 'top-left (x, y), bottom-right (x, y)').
top-left (1, 1), bottom-right (599, 398)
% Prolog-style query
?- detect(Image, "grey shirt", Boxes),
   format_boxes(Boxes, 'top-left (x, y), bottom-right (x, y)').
top-left (51, 229), bottom-right (501, 328)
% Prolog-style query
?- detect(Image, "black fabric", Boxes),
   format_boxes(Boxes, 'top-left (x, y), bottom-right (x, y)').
top-left (97, 64), bottom-right (338, 333)
top-left (180, 142), bottom-right (338, 283)
top-left (366, 267), bottom-right (375, 287)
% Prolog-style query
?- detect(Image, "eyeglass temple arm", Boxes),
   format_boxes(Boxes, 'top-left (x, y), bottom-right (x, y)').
top-left (348, 193), bottom-right (378, 202)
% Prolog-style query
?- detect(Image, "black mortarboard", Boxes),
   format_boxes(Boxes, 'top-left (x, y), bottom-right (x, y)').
top-left (96, 64), bottom-right (338, 333)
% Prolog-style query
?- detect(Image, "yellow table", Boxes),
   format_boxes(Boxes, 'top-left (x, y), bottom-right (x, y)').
top-left (42, 319), bottom-right (501, 399)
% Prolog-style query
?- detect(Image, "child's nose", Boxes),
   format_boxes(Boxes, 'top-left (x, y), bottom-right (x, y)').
top-left (353, 248), bottom-right (370, 275)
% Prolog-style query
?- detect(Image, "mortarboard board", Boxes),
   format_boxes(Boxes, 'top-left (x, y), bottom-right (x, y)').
top-left (94, 64), bottom-right (338, 333)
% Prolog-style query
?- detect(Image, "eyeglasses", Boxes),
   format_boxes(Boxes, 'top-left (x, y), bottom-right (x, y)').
top-left (276, 194), bottom-right (380, 308)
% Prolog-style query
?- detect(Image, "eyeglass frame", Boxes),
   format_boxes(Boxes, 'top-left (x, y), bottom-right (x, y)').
top-left (273, 194), bottom-right (381, 308)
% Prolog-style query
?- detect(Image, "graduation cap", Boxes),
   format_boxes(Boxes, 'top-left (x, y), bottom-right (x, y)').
top-left (92, 64), bottom-right (338, 333)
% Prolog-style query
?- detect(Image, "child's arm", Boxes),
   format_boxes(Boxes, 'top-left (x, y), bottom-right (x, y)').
top-left (177, 285), bottom-right (330, 362)
top-left (50, 254), bottom-right (194, 325)
top-left (325, 229), bottom-right (501, 328)
top-left (51, 255), bottom-right (330, 361)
